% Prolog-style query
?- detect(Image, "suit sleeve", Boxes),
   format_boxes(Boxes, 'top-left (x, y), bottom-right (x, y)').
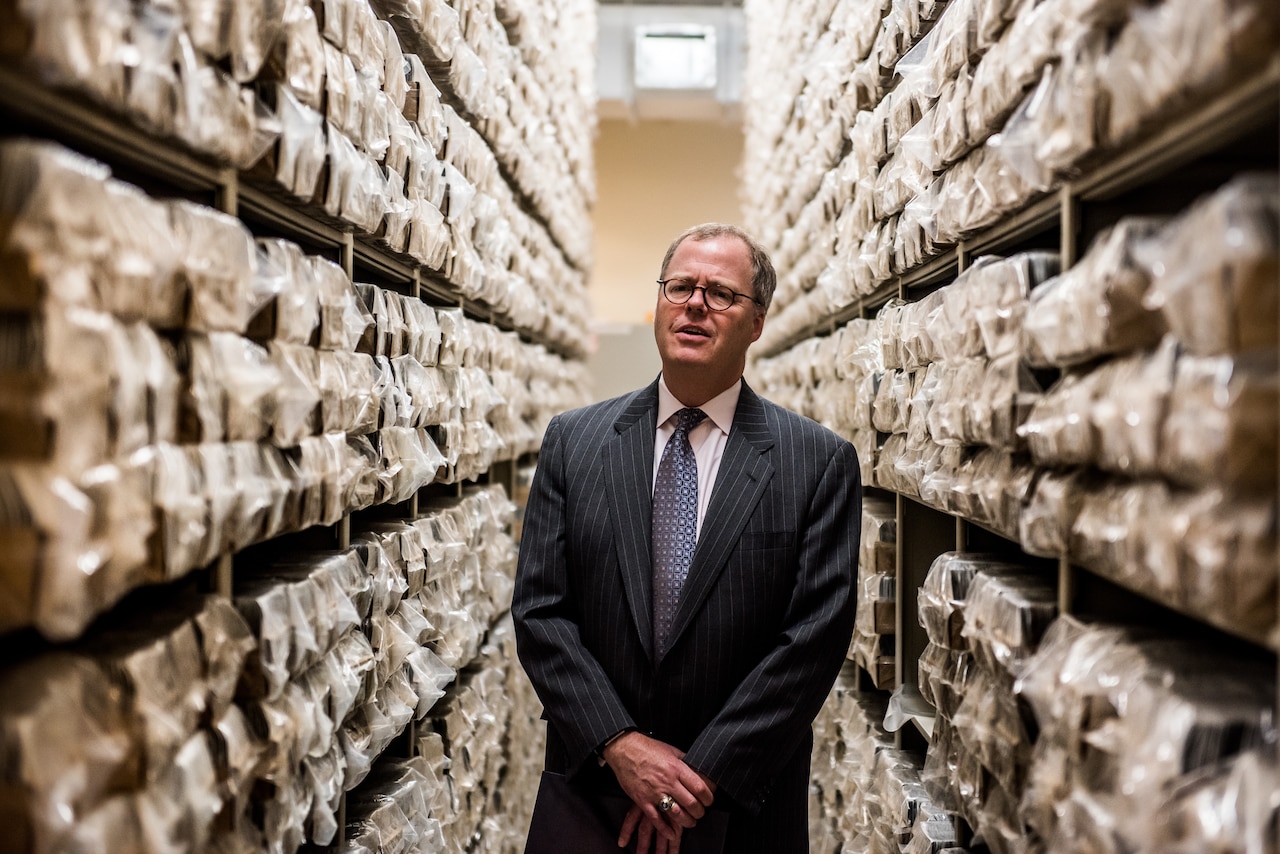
top-left (511, 415), bottom-right (638, 775)
top-left (683, 437), bottom-right (861, 810)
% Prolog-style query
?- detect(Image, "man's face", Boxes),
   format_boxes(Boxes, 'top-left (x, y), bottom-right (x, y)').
top-left (654, 235), bottom-right (765, 386)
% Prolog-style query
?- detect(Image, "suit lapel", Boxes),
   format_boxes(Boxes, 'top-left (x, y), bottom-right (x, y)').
top-left (603, 380), bottom-right (660, 660)
top-left (663, 384), bottom-right (775, 661)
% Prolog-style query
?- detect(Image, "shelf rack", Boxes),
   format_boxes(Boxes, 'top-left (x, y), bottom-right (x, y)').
top-left (0, 64), bottom-right (583, 361)
top-left (760, 59), bottom-right (1280, 360)
top-left (763, 62), bottom-right (1280, 755)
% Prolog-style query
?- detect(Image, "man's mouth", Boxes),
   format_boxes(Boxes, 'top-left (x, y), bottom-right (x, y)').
top-left (676, 325), bottom-right (710, 338)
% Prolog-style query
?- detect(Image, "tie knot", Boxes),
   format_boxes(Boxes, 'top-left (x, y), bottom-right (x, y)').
top-left (673, 407), bottom-right (706, 436)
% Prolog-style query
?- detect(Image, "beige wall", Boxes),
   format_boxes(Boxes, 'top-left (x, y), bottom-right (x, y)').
top-left (589, 117), bottom-right (745, 326)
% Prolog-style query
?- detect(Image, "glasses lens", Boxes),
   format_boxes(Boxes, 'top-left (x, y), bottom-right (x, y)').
top-left (705, 285), bottom-right (736, 310)
top-left (665, 280), bottom-right (695, 302)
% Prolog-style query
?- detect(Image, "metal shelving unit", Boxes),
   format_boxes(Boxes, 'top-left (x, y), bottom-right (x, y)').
top-left (0, 64), bottom-right (581, 361)
top-left (775, 61), bottom-right (1280, 751)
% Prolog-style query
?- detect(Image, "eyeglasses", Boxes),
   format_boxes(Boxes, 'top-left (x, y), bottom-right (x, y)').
top-left (658, 278), bottom-right (762, 311)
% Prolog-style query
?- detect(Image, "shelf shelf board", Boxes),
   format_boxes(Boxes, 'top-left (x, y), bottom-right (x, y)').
top-left (960, 191), bottom-right (1060, 260)
top-left (1068, 558), bottom-right (1279, 654)
top-left (891, 488), bottom-right (1278, 654)
top-left (0, 65), bottom-right (222, 194)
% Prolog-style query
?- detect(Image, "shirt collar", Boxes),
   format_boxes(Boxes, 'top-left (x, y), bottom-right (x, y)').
top-left (657, 375), bottom-right (741, 436)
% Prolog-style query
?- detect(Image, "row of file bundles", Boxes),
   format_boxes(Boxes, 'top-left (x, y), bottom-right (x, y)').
top-left (746, 0), bottom-right (1277, 354)
top-left (0, 486), bottom-right (518, 852)
top-left (810, 670), bottom-right (894, 851)
top-left (850, 497), bottom-right (898, 689)
top-left (348, 614), bottom-right (544, 854)
top-left (5, 0), bottom-right (593, 350)
top-left (750, 174), bottom-right (1278, 640)
top-left (912, 552), bottom-right (1278, 854)
top-left (0, 138), bottom-right (589, 641)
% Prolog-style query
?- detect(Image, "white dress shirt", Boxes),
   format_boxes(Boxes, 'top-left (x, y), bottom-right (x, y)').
top-left (653, 375), bottom-right (741, 540)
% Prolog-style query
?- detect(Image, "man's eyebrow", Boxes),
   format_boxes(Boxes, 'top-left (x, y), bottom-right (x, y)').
top-left (666, 274), bottom-right (731, 286)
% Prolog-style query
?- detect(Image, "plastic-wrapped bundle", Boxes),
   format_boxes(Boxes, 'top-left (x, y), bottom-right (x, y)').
top-left (308, 255), bottom-right (373, 352)
top-left (925, 645), bottom-right (976, 721)
top-left (234, 549), bottom-right (368, 699)
top-left (1158, 350), bottom-right (1277, 493)
top-left (1023, 218), bottom-right (1167, 368)
top-left (402, 54), bottom-right (447, 149)
top-left (182, 332), bottom-right (279, 443)
top-left (1136, 172), bottom-right (1279, 356)
top-left (320, 124), bottom-right (389, 236)
top-left (81, 605), bottom-right (212, 776)
top-left (1157, 748), bottom-right (1279, 854)
top-left (1105, 0), bottom-right (1280, 148)
top-left (905, 808), bottom-right (963, 854)
top-left (900, 288), bottom-right (946, 372)
top-left (861, 495), bottom-right (898, 577)
top-left (173, 39), bottom-right (275, 170)
top-left (812, 666), bottom-right (892, 845)
top-left (906, 364), bottom-right (942, 451)
top-left (960, 566), bottom-right (1057, 677)
top-left (857, 573), bottom-right (897, 640)
top-left (1015, 617), bottom-right (1277, 854)
top-left (1075, 482), bottom-right (1279, 640)
top-left (999, 28), bottom-right (1108, 191)
top-left (254, 83), bottom-right (326, 200)
top-left (943, 447), bottom-right (1035, 539)
top-left (1016, 370), bottom-right (1099, 470)
top-left (968, 353), bottom-right (1041, 450)
top-left (919, 552), bottom-right (1014, 651)
top-left (872, 368), bottom-right (912, 434)
top-left (1017, 469), bottom-right (1085, 558)
top-left (928, 253), bottom-right (1061, 364)
top-left (866, 748), bottom-right (929, 854)
top-left (248, 238), bottom-right (318, 344)
top-left (346, 757), bottom-right (446, 854)
top-left (913, 440), bottom-right (961, 508)
top-left (0, 141), bottom-right (186, 326)
top-left (925, 361), bottom-right (971, 448)
top-left (951, 664), bottom-right (1033, 794)
top-left (1173, 488), bottom-right (1276, 639)
top-left (0, 596), bottom-right (258, 853)
top-left (1017, 337), bottom-right (1176, 477)
top-left (1, 309), bottom-right (179, 471)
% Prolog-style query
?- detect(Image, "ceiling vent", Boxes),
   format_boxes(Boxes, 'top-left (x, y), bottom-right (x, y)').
top-left (598, 5), bottom-right (744, 123)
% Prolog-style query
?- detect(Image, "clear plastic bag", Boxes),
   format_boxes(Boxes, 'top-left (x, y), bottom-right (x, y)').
top-left (20, 0), bottom-right (129, 105)
top-left (267, 83), bottom-right (326, 200)
top-left (1023, 218), bottom-right (1168, 368)
top-left (1137, 172), bottom-right (1279, 356)
top-left (1159, 351), bottom-right (1278, 492)
top-left (1018, 370), bottom-right (1101, 469)
top-left (169, 201), bottom-right (255, 334)
top-left (960, 565), bottom-right (1058, 676)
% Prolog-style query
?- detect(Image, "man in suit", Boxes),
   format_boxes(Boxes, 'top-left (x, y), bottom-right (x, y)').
top-left (513, 223), bottom-right (861, 853)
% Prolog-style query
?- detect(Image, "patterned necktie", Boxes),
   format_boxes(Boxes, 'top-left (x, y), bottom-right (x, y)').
top-left (652, 407), bottom-right (706, 657)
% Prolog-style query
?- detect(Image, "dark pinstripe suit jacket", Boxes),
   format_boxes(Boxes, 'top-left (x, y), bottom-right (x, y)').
top-left (513, 378), bottom-right (860, 847)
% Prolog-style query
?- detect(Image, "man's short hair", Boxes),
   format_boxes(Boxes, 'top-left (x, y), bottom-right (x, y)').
top-left (659, 223), bottom-right (777, 313)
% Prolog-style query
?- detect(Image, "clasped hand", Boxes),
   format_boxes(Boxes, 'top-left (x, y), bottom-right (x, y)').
top-left (600, 732), bottom-right (717, 854)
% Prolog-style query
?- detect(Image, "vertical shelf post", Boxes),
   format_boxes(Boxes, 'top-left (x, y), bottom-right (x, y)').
top-left (215, 167), bottom-right (238, 217)
top-left (895, 498), bottom-right (955, 695)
